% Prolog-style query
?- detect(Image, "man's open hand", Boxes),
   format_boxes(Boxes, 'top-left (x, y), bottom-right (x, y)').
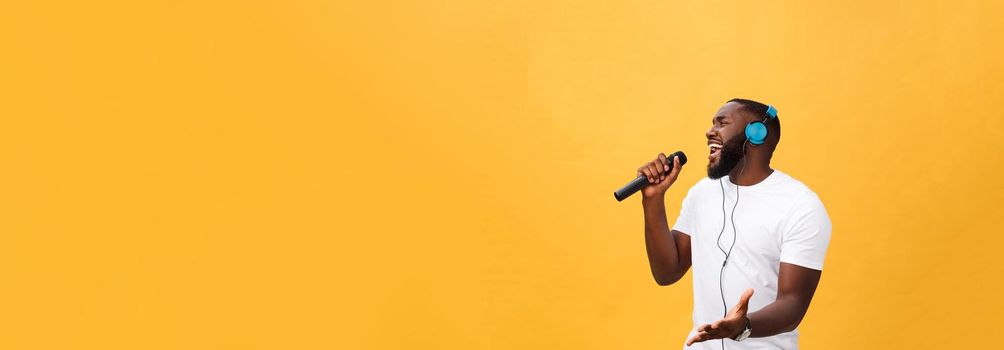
top-left (686, 288), bottom-right (754, 346)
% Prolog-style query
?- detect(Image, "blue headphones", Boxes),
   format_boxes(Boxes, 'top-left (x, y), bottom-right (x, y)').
top-left (744, 104), bottom-right (778, 145)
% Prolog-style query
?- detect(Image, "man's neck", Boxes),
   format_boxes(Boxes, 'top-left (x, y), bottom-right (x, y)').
top-left (728, 158), bottom-right (773, 186)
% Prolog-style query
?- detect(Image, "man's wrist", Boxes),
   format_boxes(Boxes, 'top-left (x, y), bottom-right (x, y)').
top-left (731, 316), bottom-right (751, 341)
top-left (641, 193), bottom-right (665, 205)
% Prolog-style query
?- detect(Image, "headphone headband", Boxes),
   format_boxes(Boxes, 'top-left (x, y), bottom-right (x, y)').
top-left (765, 104), bottom-right (778, 119)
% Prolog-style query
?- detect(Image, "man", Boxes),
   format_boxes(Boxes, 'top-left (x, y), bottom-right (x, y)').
top-left (636, 99), bottom-right (831, 349)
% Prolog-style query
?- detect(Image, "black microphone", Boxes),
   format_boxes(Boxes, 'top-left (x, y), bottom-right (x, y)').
top-left (614, 151), bottom-right (687, 202)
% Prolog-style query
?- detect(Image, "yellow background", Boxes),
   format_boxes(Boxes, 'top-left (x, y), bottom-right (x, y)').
top-left (1, 0), bottom-right (1002, 349)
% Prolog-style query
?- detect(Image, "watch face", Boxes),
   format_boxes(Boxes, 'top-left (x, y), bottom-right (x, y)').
top-left (735, 328), bottom-right (751, 341)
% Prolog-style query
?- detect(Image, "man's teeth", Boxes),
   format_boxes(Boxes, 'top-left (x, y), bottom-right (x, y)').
top-left (709, 144), bottom-right (723, 153)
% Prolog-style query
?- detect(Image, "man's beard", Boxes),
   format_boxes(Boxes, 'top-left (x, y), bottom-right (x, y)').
top-left (707, 134), bottom-right (746, 179)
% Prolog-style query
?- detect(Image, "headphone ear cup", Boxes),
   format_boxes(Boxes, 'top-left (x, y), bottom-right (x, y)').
top-left (745, 121), bottom-right (768, 145)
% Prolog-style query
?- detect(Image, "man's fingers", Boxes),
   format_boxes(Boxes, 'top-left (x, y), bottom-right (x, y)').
top-left (647, 163), bottom-right (661, 182)
top-left (637, 154), bottom-right (679, 185)
top-left (686, 331), bottom-right (713, 346)
top-left (686, 333), bottom-right (702, 346)
top-left (689, 315), bottom-right (736, 346)
top-left (738, 288), bottom-right (754, 308)
top-left (697, 322), bottom-right (721, 338)
top-left (669, 155), bottom-right (682, 179)
top-left (639, 167), bottom-right (652, 182)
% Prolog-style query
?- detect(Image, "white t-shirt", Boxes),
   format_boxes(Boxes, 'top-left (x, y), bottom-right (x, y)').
top-left (672, 169), bottom-right (831, 350)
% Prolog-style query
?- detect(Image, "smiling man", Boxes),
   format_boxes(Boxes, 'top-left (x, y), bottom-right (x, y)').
top-left (635, 99), bottom-right (832, 349)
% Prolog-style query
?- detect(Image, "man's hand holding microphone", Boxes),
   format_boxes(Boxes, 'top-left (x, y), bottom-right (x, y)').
top-left (638, 152), bottom-right (684, 199)
top-left (614, 151), bottom-right (687, 202)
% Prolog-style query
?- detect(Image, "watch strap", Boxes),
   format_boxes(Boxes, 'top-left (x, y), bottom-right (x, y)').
top-left (732, 316), bottom-right (751, 341)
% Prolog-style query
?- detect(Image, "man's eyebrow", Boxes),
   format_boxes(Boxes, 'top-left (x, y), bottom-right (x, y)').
top-left (713, 115), bottom-right (727, 123)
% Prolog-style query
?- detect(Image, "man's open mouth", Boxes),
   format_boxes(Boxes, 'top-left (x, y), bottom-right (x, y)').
top-left (709, 142), bottom-right (723, 160)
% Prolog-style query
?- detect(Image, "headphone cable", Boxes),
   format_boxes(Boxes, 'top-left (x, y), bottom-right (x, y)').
top-left (716, 140), bottom-right (748, 350)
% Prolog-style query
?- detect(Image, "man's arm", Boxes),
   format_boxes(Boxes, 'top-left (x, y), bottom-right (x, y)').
top-left (747, 262), bottom-right (821, 336)
top-left (685, 262), bottom-right (822, 345)
top-left (643, 195), bottom-right (692, 286)
top-left (635, 153), bottom-right (691, 286)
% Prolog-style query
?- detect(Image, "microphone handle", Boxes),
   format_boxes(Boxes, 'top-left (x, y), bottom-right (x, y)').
top-left (613, 151), bottom-right (687, 202)
top-left (614, 176), bottom-right (651, 202)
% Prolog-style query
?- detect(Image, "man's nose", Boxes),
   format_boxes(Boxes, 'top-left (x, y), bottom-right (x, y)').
top-left (706, 127), bottom-right (715, 139)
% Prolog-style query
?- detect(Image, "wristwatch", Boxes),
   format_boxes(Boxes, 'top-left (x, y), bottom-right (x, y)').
top-left (732, 316), bottom-right (751, 342)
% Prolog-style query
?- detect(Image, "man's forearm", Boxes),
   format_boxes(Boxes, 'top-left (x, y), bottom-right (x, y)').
top-left (747, 295), bottom-right (810, 337)
top-left (642, 195), bottom-right (682, 285)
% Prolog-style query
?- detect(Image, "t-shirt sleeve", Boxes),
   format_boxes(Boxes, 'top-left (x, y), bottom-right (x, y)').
top-left (779, 193), bottom-right (832, 270)
top-left (671, 185), bottom-right (697, 236)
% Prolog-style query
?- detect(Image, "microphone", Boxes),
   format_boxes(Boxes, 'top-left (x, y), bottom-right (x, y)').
top-left (614, 151), bottom-right (687, 202)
